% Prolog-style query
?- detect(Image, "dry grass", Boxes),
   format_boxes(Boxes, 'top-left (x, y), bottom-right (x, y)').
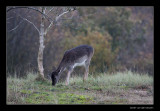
top-left (7, 71), bottom-right (153, 104)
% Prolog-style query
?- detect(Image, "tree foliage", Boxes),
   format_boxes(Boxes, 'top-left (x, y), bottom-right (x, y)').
top-left (7, 7), bottom-right (154, 76)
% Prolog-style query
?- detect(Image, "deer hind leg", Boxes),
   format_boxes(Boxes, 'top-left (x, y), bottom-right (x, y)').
top-left (65, 68), bottom-right (73, 85)
top-left (83, 60), bottom-right (90, 82)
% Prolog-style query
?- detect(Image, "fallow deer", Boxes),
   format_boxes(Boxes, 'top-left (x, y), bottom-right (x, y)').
top-left (49, 45), bottom-right (94, 86)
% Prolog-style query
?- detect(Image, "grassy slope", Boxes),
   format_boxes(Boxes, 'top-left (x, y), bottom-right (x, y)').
top-left (7, 71), bottom-right (153, 104)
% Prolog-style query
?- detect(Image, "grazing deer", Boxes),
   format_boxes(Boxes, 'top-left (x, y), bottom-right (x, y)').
top-left (49, 45), bottom-right (94, 86)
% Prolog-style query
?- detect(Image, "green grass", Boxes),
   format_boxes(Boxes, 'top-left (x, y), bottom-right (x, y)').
top-left (7, 71), bottom-right (153, 104)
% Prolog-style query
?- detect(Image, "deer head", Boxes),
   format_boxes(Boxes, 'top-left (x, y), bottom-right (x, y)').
top-left (50, 69), bottom-right (60, 86)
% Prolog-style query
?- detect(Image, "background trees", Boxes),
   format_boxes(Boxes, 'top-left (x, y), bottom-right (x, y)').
top-left (7, 6), bottom-right (154, 78)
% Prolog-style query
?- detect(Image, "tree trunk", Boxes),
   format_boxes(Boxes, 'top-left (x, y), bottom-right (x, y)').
top-left (37, 7), bottom-right (45, 78)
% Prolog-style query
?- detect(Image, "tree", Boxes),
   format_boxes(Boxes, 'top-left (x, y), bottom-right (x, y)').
top-left (7, 6), bottom-right (76, 79)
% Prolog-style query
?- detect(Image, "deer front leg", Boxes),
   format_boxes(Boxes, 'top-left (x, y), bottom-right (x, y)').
top-left (66, 70), bottom-right (72, 85)
top-left (83, 60), bottom-right (91, 82)
top-left (83, 69), bottom-right (88, 82)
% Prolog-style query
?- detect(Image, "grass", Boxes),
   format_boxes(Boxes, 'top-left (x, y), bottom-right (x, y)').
top-left (7, 71), bottom-right (153, 104)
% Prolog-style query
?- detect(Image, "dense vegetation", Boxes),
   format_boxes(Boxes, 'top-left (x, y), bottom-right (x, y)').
top-left (7, 7), bottom-right (153, 77)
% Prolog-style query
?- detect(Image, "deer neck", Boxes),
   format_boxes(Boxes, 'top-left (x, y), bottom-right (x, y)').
top-left (56, 62), bottom-right (65, 74)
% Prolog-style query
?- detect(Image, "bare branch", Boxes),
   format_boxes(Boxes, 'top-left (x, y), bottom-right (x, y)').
top-left (7, 6), bottom-right (54, 23)
top-left (7, 17), bottom-right (14, 20)
top-left (59, 12), bottom-right (75, 20)
top-left (55, 11), bottom-right (68, 22)
top-left (44, 21), bottom-right (53, 35)
top-left (23, 18), bottom-right (40, 34)
top-left (45, 7), bottom-right (76, 35)
top-left (13, 11), bottom-right (40, 33)
top-left (8, 19), bottom-right (24, 32)
top-left (55, 7), bottom-right (75, 22)
top-left (44, 7), bottom-right (47, 13)
top-left (46, 7), bottom-right (54, 15)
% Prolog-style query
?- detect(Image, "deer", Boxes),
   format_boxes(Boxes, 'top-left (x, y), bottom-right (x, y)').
top-left (48, 45), bottom-right (94, 86)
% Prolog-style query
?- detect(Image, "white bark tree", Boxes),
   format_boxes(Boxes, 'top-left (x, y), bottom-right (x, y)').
top-left (7, 6), bottom-right (76, 79)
